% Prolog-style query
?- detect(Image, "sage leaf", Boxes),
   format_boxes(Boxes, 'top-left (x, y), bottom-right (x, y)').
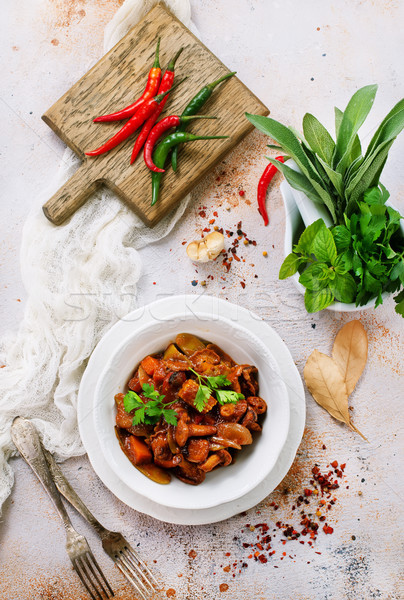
top-left (304, 349), bottom-right (366, 439)
top-left (303, 113), bottom-right (335, 164)
top-left (345, 139), bottom-right (395, 214)
top-left (366, 99), bottom-right (404, 156)
top-left (332, 320), bottom-right (368, 395)
top-left (265, 158), bottom-right (323, 205)
top-left (311, 226), bottom-right (337, 263)
top-left (333, 84), bottom-right (378, 166)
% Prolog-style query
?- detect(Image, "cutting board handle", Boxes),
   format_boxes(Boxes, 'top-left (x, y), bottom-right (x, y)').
top-left (42, 164), bottom-right (99, 225)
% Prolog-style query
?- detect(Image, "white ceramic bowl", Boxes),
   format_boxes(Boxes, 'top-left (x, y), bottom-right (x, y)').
top-left (93, 312), bottom-right (290, 510)
top-left (280, 180), bottom-right (404, 313)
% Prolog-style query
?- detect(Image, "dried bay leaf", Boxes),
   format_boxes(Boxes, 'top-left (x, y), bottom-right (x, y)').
top-left (304, 349), bottom-right (366, 440)
top-left (332, 320), bottom-right (368, 395)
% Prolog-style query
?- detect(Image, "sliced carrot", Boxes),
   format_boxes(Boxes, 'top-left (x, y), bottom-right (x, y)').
top-left (141, 356), bottom-right (160, 376)
top-left (124, 435), bottom-right (152, 465)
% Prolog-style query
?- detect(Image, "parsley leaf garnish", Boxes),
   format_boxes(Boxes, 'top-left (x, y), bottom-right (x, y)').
top-left (123, 384), bottom-right (178, 426)
top-left (189, 368), bottom-right (244, 412)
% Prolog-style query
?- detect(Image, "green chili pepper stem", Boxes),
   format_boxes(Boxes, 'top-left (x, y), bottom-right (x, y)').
top-left (153, 37), bottom-right (161, 68)
top-left (167, 47), bottom-right (184, 71)
top-left (207, 71), bottom-right (237, 90)
top-left (155, 77), bottom-right (187, 103)
top-left (151, 133), bottom-right (229, 206)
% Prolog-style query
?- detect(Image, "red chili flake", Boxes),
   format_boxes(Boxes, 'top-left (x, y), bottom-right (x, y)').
top-left (233, 254), bottom-right (241, 262)
top-left (209, 219), bottom-right (215, 224)
top-left (225, 552), bottom-right (231, 557)
top-left (258, 555), bottom-right (267, 563)
top-left (323, 525), bottom-right (334, 535)
top-left (203, 227), bottom-right (211, 233)
top-left (331, 461), bottom-right (338, 468)
top-left (199, 210), bottom-right (206, 218)
top-left (181, 241), bottom-right (187, 245)
top-left (213, 211), bottom-right (218, 217)
top-left (240, 282), bottom-right (246, 289)
top-left (239, 190), bottom-right (245, 196)
top-left (340, 463), bottom-right (346, 470)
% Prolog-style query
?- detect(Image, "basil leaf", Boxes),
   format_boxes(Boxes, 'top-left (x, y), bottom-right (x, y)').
top-left (329, 272), bottom-right (357, 303)
top-left (332, 225), bottom-right (351, 252)
top-left (312, 227), bottom-right (338, 264)
top-left (304, 287), bottom-right (334, 312)
top-left (279, 253), bottom-right (304, 279)
top-left (294, 219), bottom-right (326, 254)
top-left (303, 113), bottom-right (335, 164)
top-left (299, 263), bottom-right (330, 290)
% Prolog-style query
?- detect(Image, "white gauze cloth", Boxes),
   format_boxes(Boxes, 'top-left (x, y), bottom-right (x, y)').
top-left (0, 0), bottom-right (196, 510)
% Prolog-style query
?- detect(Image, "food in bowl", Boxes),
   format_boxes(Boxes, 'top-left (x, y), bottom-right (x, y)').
top-left (115, 333), bottom-right (267, 485)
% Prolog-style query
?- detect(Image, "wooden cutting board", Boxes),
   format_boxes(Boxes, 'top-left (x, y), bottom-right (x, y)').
top-left (42, 3), bottom-right (269, 227)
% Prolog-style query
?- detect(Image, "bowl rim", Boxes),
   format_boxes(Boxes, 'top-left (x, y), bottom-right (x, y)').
top-left (93, 311), bottom-right (290, 510)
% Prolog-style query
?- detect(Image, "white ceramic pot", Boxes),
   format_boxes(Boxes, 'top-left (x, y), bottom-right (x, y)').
top-left (280, 169), bottom-right (404, 313)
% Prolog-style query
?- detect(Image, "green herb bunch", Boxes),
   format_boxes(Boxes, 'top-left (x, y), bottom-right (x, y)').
top-left (123, 374), bottom-right (243, 427)
top-left (246, 85), bottom-right (404, 315)
top-left (246, 85), bottom-right (404, 225)
top-left (124, 383), bottom-right (178, 426)
top-left (190, 369), bottom-right (244, 411)
top-left (279, 186), bottom-right (404, 314)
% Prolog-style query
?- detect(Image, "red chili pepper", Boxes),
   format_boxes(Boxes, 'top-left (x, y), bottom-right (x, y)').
top-left (144, 114), bottom-right (216, 172)
top-left (93, 38), bottom-right (161, 123)
top-left (130, 48), bottom-right (183, 165)
top-left (257, 155), bottom-right (285, 226)
top-left (85, 79), bottom-right (185, 157)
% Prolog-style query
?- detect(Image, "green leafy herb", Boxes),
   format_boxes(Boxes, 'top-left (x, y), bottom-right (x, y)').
top-left (279, 184), bottom-right (404, 314)
top-left (123, 384), bottom-right (178, 426)
top-left (246, 87), bottom-right (404, 224)
top-left (190, 368), bottom-right (244, 411)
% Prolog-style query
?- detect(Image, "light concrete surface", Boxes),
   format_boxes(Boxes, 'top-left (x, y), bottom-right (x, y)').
top-left (0, 1), bottom-right (403, 599)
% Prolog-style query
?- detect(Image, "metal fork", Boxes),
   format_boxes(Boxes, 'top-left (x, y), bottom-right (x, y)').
top-left (43, 447), bottom-right (159, 600)
top-left (11, 417), bottom-right (114, 600)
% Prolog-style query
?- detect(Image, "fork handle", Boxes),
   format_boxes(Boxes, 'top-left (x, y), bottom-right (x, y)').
top-left (43, 448), bottom-right (107, 537)
top-left (11, 417), bottom-right (75, 533)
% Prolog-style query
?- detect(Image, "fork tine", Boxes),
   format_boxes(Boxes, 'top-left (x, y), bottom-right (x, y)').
top-left (118, 553), bottom-right (151, 597)
top-left (84, 553), bottom-right (114, 598)
top-left (72, 558), bottom-right (98, 600)
top-left (122, 542), bottom-right (159, 587)
top-left (75, 556), bottom-right (104, 600)
top-left (115, 560), bottom-right (149, 600)
top-left (120, 548), bottom-right (155, 592)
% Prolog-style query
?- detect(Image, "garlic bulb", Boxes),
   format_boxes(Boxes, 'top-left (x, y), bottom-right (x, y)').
top-left (186, 231), bottom-right (225, 263)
